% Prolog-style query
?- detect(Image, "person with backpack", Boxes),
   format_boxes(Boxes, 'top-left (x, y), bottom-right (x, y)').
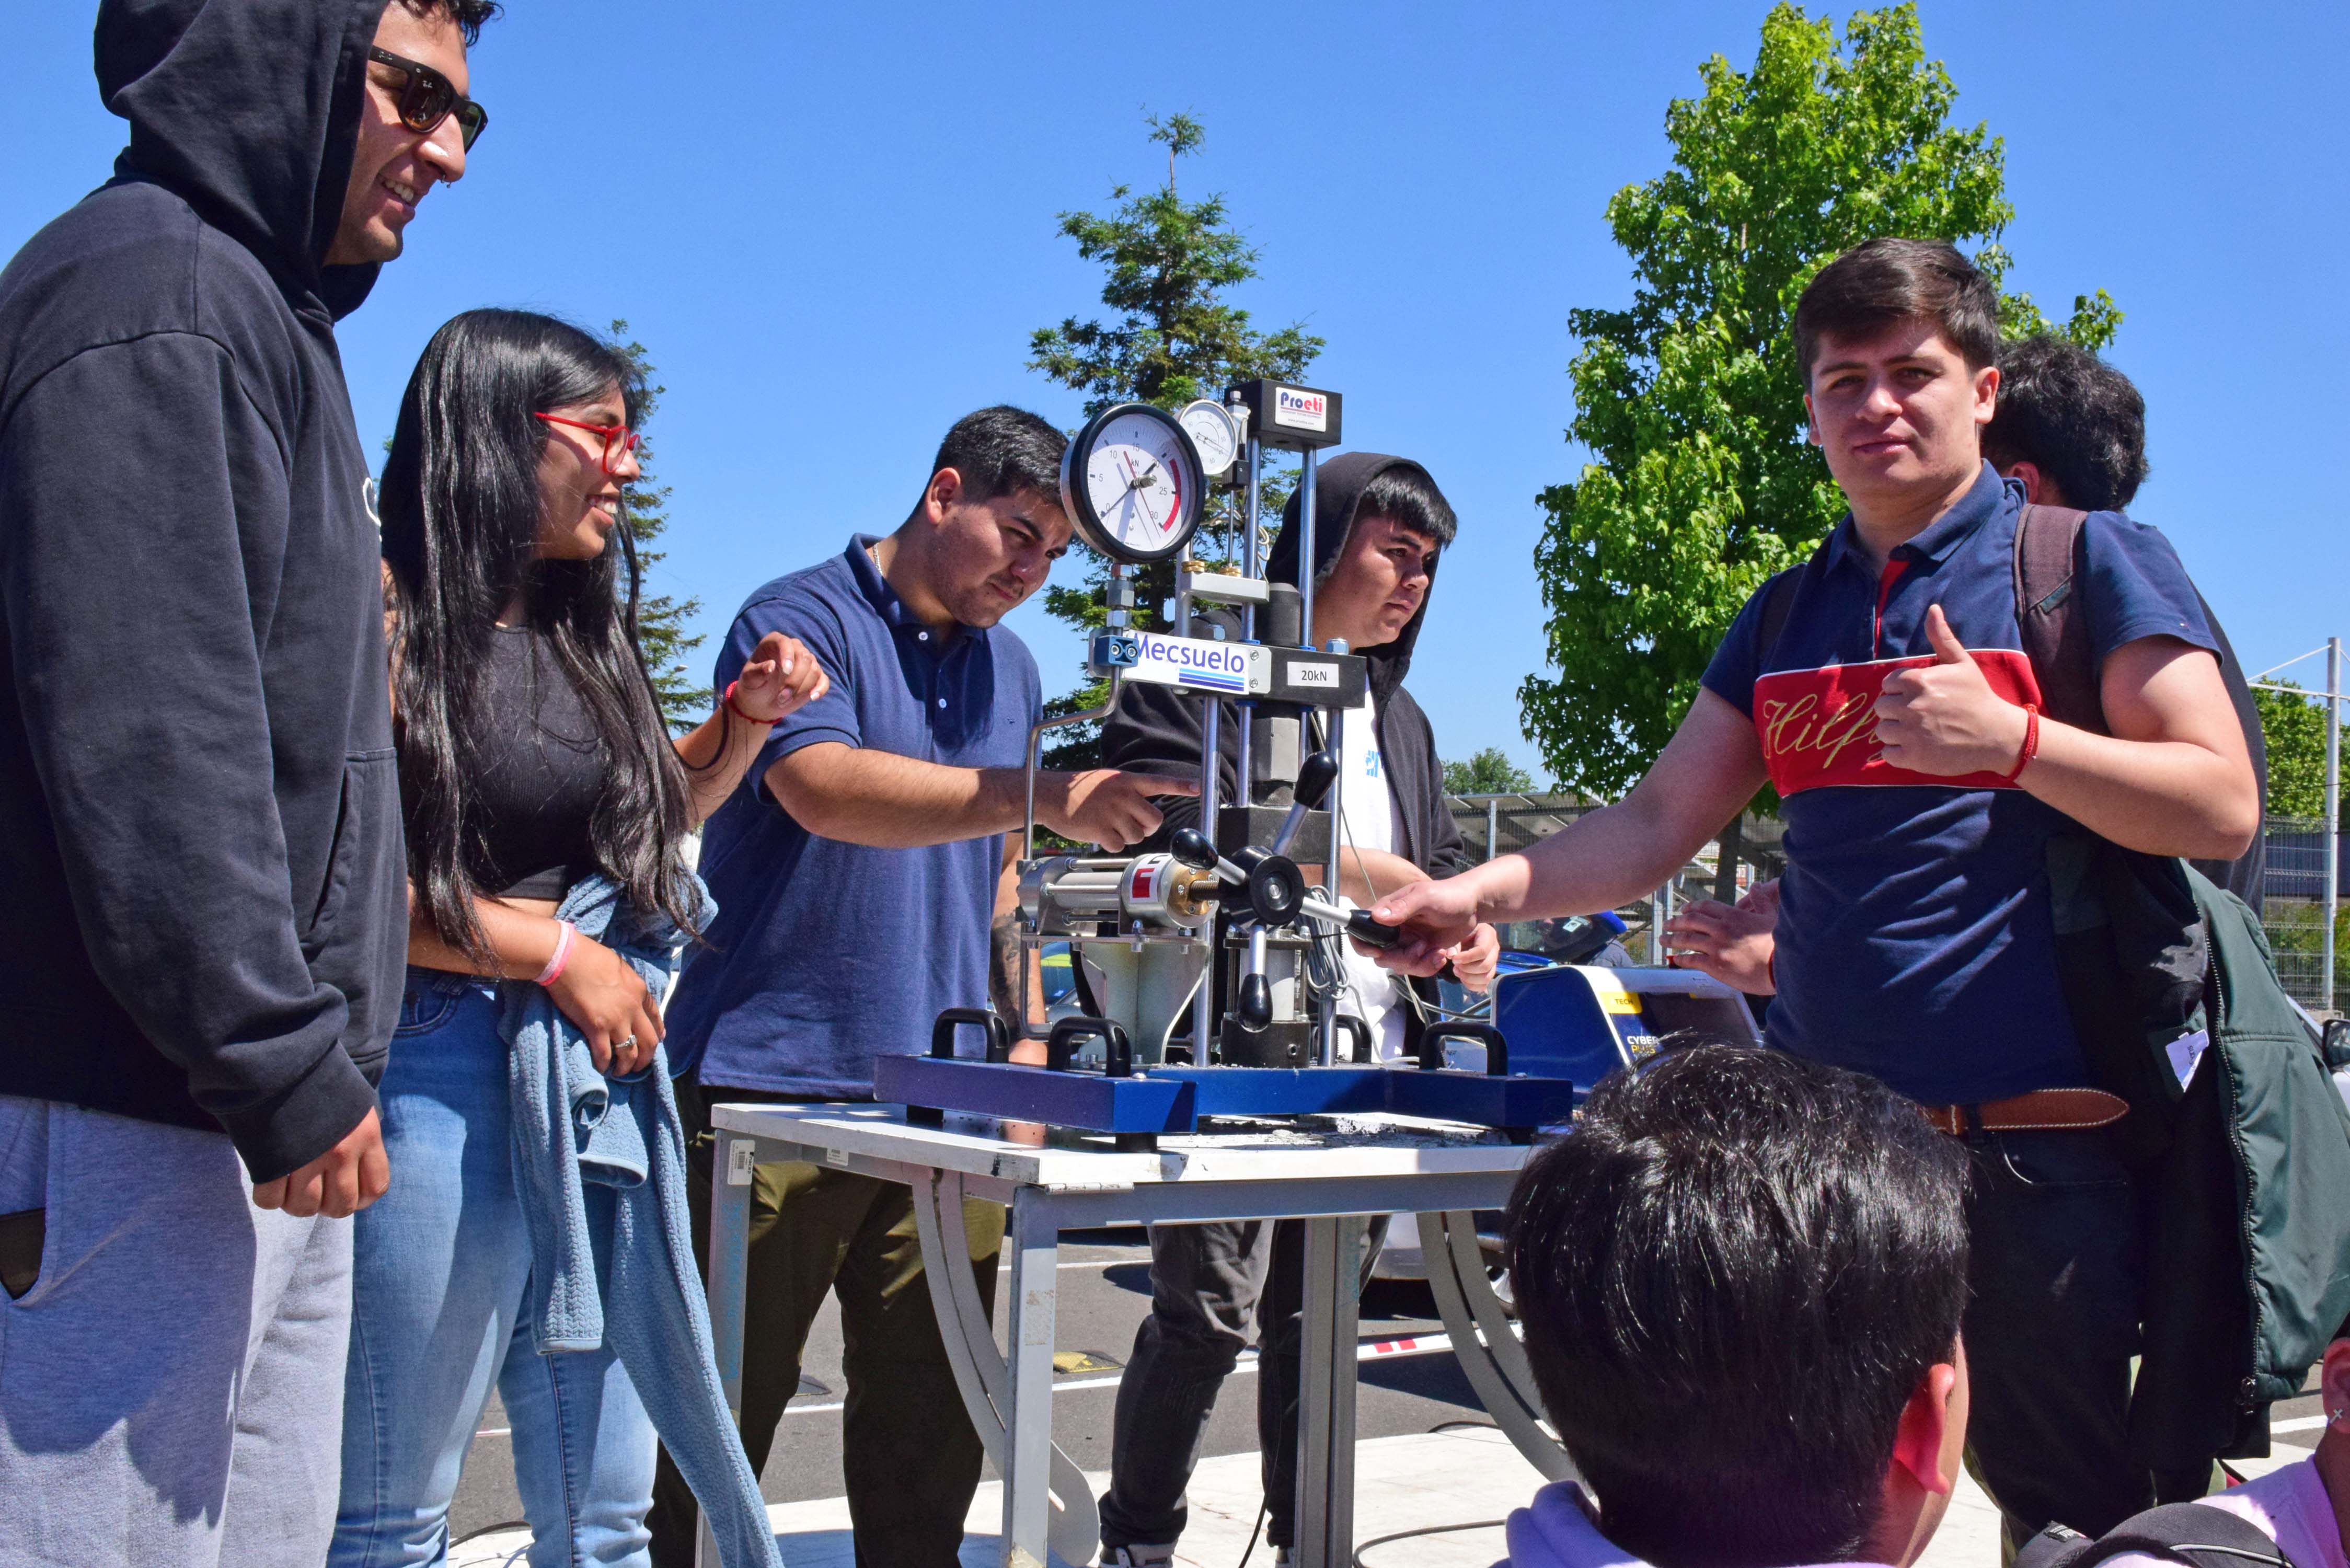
top-left (1373, 238), bottom-right (2260, 1543)
top-left (1662, 331), bottom-right (2270, 983)
top-left (2020, 1313), bottom-right (2349, 1568)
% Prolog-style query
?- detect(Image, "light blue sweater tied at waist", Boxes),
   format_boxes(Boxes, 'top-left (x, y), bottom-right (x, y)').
top-left (500, 873), bottom-right (782, 1568)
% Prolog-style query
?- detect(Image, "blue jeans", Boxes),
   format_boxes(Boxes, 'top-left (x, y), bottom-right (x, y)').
top-left (332, 970), bottom-right (658, 1568)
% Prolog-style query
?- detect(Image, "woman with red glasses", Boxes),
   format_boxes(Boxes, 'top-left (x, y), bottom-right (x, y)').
top-left (333, 309), bottom-right (817, 1567)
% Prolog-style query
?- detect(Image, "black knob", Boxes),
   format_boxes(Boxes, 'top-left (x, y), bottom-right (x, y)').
top-left (1344, 910), bottom-right (1401, 950)
top-left (1169, 827), bottom-right (1220, 871)
top-left (1237, 973), bottom-right (1272, 1032)
top-left (1292, 749), bottom-right (1339, 811)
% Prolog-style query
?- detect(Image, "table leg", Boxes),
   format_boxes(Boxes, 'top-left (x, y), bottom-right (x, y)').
top-left (696, 1129), bottom-right (757, 1568)
top-left (1000, 1193), bottom-right (1060, 1568)
top-left (1422, 1211), bottom-right (1575, 1483)
top-left (1294, 1215), bottom-right (1362, 1568)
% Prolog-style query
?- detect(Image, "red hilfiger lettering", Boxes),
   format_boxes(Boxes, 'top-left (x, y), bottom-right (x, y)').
top-left (1753, 650), bottom-right (2041, 795)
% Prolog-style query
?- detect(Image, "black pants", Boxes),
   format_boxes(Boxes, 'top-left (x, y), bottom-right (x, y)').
top-left (1098, 1216), bottom-right (1386, 1553)
top-left (1961, 1127), bottom-right (2207, 1544)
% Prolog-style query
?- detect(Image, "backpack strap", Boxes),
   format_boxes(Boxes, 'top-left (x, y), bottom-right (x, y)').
top-left (2014, 502), bottom-right (2105, 734)
top-left (2026, 1502), bottom-right (2297, 1568)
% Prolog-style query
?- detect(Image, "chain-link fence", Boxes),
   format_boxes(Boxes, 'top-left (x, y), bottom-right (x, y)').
top-left (2262, 816), bottom-right (2346, 1010)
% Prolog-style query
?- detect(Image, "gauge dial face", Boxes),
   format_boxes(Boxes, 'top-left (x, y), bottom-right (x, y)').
top-left (1176, 399), bottom-right (1240, 478)
top-left (1064, 403), bottom-right (1205, 563)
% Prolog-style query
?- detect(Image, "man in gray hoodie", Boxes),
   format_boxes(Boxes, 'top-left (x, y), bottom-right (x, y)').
top-left (0, 3), bottom-right (490, 1561)
top-left (1095, 453), bottom-right (1500, 1564)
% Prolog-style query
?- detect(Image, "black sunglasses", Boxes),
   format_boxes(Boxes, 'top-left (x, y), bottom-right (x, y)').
top-left (366, 47), bottom-right (487, 150)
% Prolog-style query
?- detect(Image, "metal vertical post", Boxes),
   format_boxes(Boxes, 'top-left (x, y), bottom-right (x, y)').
top-left (1295, 1215), bottom-right (1362, 1568)
top-left (1237, 433), bottom-right (1263, 785)
top-left (1297, 448), bottom-right (1320, 650)
top-left (1192, 697), bottom-right (1222, 1052)
top-left (1485, 797), bottom-right (1500, 863)
top-left (696, 1129), bottom-right (756, 1568)
top-left (1652, 880), bottom-right (1676, 966)
top-left (1319, 695), bottom-right (1344, 1067)
top-left (1000, 1194), bottom-right (1060, 1568)
top-left (2325, 637), bottom-right (2340, 1014)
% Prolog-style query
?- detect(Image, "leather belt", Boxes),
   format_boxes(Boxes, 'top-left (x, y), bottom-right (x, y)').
top-left (1916, 1087), bottom-right (2129, 1137)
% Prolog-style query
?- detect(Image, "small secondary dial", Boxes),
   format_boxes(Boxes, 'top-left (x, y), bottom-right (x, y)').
top-left (1176, 399), bottom-right (1240, 478)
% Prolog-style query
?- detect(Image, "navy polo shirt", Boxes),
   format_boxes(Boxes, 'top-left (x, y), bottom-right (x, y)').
top-left (1701, 465), bottom-right (2215, 1105)
top-left (668, 536), bottom-right (1042, 1097)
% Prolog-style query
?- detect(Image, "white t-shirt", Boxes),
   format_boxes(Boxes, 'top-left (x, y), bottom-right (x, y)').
top-left (1331, 691), bottom-right (1409, 1063)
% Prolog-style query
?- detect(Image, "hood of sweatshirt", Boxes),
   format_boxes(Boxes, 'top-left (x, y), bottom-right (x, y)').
top-left (96, 0), bottom-right (391, 321)
top-left (1265, 450), bottom-right (1451, 704)
top-left (1495, 1482), bottom-right (1898, 1568)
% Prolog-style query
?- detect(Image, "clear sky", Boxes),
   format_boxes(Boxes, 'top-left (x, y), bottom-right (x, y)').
top-left (9, 2), bottom-right (2345, 779)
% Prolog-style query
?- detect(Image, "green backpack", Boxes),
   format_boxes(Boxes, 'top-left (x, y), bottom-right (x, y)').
top-left (2014, 508), bottom-right (2350, 1467)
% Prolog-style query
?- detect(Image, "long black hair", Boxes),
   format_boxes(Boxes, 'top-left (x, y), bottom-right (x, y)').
top-left (381, 308), bottom-right (697, 953)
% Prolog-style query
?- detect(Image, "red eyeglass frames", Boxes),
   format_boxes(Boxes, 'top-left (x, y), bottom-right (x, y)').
top-left (533, 412), bottom-right (641, 476)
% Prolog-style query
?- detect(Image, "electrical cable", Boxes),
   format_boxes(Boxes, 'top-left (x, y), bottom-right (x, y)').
top-left (1351, 1518), bottom-right (1508, 1567)
top-left (1236, 1497), bottom-right (1269, 1567)
top-left (451, 1519), bottom-right (527, 1546)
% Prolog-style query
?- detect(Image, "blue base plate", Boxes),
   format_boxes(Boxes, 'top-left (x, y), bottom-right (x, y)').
top-left (872, 1056), bottom-right (1577, 1136)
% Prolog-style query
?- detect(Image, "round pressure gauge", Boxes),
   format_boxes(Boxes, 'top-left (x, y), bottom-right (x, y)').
top-left (1060, 402), bottom-right (1206, 564)
top-left (1176, 398), bottom-right (1241, 479)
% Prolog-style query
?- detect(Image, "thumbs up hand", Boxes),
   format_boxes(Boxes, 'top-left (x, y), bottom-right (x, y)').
top-left (1874, 604), bottom-right (2034, 777)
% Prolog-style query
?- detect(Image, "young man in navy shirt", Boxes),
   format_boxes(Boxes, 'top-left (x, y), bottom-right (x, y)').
top-left (1374, 240), bottom-right (2257, 1542)
top-left (646, 407), bottom-right (1193, 1567)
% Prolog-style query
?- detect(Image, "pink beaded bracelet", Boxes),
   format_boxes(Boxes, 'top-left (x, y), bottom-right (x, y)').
top-left (535, 920), bottom-right (577, 987)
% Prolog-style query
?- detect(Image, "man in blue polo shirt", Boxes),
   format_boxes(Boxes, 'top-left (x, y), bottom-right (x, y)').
top-left (1373, 240), bottom-right (2256, 1544)
top-left (646, 406), bottom-right (1192, 1567)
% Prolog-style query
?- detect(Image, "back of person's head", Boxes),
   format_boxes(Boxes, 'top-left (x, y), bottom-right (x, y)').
top-left (1979, 335), bottom-right (2149, 512)
top-left (924, 405), bottom-right (1067, 508)
top-left (382, 307), bottom-right (696, 955)
top-left (1507, 1046), bottom-right (1971, 1568)
top-left (1794, 238), bottom-right (1999, 386)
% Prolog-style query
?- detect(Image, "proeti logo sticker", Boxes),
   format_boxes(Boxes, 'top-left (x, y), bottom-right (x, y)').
top-left (1272, 386), bottom-right (1327, 433)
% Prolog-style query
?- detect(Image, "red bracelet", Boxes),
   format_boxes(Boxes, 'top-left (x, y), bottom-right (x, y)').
top-left (2002, 704), bottom-right (2041, 784)
top-left (723, 679), bottom-right (775, 725)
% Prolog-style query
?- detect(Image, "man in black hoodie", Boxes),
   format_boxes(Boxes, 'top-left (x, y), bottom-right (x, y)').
top-left (0, 3), bottom-right (489, 1560)
top-left (1095, 453), bottom-right (1500, 1565)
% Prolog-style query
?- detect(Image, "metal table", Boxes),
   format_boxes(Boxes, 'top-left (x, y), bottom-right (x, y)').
top-left (697, 1103), bottom-right (1573, 1568)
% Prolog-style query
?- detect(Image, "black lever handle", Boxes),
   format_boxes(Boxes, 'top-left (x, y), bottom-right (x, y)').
top-left (930, 1007), bottom-right (1011, 1064)
top-left (1169, 827), bottom-right (1220, 871)
top-left (1333, 1014), bottom-right (1373, 1064)
top-left (1236, 973), bottom-right (1273, 1032)
top-left (1417, 1021), bottom-right (1508, 1076)
top-left (1344, 910), bottom-right (1401, 950)
top-left (1046, 1017), bottom-right (1132, 1075)
top-left (1292, 748), bottom-right (1340, 811)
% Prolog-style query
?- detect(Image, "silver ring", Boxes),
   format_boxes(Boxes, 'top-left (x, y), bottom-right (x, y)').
top-left (616, 1034), bottom-right (636, 1054)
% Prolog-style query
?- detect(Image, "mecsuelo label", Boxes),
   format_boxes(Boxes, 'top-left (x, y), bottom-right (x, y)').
top-left (1272, 386), bottom-right (1328, 432)
top-left (1133, 631), bottom-right (1257, 693)
top-left (1288, 661), bottom-right (1340, 688)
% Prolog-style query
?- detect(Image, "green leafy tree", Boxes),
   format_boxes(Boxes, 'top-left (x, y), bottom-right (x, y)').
top-left (608, 320), bottom-right (706, 731)
top-left (2254, 682), bottom-right (2344, 821)
top-left (1028, 112), bottom-right (1322, 767)
top-left (1443, 748), bottom-right (1537, 797)
top-left (1519, 2), bottom-right (2120, 828)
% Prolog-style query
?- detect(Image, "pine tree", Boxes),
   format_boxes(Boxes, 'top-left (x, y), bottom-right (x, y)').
top-left (1028, 113), bottom-right (1322, 767)
top-left (608, 320), bottom-right (707, 731)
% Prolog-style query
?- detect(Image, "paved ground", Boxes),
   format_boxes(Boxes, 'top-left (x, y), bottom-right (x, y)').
top-left (448, 1226), bottom-right (1484, 1547)
top-left (447, 1223), bottom-right (2334, 1564)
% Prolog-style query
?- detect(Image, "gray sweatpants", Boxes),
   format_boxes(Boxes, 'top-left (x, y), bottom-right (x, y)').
top-left (0, 1094), bottom-right (355, 1567)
